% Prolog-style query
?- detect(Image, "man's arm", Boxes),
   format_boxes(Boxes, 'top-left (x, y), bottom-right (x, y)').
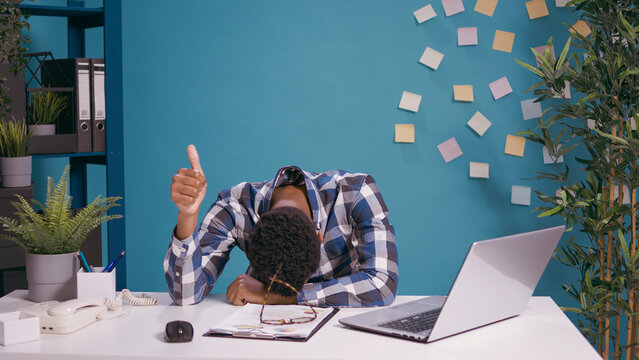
top-left (165, 145), bottom-right (239, 305)
top-left (164, 199), bottom-right (238, 305)
top-left (299, 175), bottom-right (399, 307)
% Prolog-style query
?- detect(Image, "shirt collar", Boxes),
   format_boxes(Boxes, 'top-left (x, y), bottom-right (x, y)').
top-left (262, 166), bottom-right (323, 230)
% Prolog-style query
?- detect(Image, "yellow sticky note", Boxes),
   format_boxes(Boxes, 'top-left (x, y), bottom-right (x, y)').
top-left (395, 124), bottom-right (415, 143)
top-left (454, 85), bottom-right (474, 102)
top-left (504, 135), bottom-right (526, 157)
top-left (474, 0), bottom-right (498, 16)
top-left (493, 30), bottom-right (515, 53)
top-left (570, 20), bottom-right (591, 37)
top-left (525, 0), bottom-right (549, 20)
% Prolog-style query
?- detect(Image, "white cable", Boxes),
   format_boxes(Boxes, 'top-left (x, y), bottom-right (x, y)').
top-left (103, 289), bottom-right (158, 313)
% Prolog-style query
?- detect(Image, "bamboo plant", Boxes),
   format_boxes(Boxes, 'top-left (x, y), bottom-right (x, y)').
top-left (515, 1), bottom-right (639, 359)
top-left (0, 165), bottom-right (122, 254)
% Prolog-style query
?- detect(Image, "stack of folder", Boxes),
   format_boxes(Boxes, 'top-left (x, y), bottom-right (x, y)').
top-left (40, 58), bottom-right (106, 153)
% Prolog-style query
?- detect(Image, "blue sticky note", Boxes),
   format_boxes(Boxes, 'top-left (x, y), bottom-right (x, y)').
top-left (511, 185), bottom-right (531, 206)
top-left (521, 99), bottom-right (542, 120)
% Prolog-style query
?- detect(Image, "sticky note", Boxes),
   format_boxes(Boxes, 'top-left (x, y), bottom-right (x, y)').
top-left (555, 0), bottom-right (573, 6)
top-left (505, 134), bottom-right (526, 157)
top-left (511, 185), bottom-right (532, 206)
top-left (533, 45), bottom-right (556, 66)
top-left (492, 30), bottom-right (515, 53)
top-left (489, 76), bottom-right (513, 100)
top-left (454, 85), bottom-right (474, 102)
top-left (398, 91), bottom-right (422, 112)
top-left (614, 185), bottom-right (631, 205)
top-left (521, 99), bottom-right (543, 120)
top-left (475, 0), bottom-right (498, 16)
top-left (526, 0), bottom-right (549, 20)
top-left (552, 80), bottom-right (571, 99)
top-left (419, 47), bottom-right (445, 70)
top-left (570, 20), bottom-right (591, 37)
top-left (442, 0), bottom-right (465, 16)
top-left (467, 111), bottom-right (492, 136)
top-left (395, 124), bottom-right (415, 143)
top-left (414, 4), bottom-right (437, 23)
top-left (437, 137), bottom-right (463, 163)
top-left (469, 162), bottom-right (489, 178)
top-left (458, 27), bottom-right (478, 46)
top-left (543, 145), bottom-right (564, 164)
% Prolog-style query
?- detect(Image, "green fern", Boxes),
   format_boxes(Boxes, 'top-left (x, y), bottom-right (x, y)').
top-left (0, 165), bottom-right (122, 254)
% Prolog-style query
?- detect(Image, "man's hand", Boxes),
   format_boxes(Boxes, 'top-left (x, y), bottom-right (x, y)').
top-left (226, 274), bottom-right (298, 306)
top-left (171, 145), bottom-right (207, 239)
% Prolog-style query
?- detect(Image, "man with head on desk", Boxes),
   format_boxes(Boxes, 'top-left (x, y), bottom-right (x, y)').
top-left (164, 145), bottom-right (399, 307)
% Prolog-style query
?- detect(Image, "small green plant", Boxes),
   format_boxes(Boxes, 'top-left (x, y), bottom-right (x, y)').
top-left (0, 118), bottom-right (33, 157)
top-left (27, 91), bottom-right (67, 125)
top-left (0, 165), bottom-right (123, 254)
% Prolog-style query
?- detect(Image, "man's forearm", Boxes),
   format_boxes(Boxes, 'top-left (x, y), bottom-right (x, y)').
top-left (176, 211), bottom-right (199, 240)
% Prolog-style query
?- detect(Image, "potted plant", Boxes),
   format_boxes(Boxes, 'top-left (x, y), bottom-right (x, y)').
top-left (27, 91), bottom-right (67, 136)
top-left (0, 0), bottom-right (30, 123)
top-left (0, 118), bottom-right (33, 187)
top-left (0, 165), bottom-right (122, 301)
top-left (515, 1), bottom-right (639, 359)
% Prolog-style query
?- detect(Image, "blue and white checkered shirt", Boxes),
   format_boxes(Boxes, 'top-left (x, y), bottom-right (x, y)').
top-left (164, 166), bottom-right (398, 307)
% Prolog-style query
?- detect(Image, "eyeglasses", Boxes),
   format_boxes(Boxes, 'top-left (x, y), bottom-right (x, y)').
top-left (259, 264), bottom-right (318, 325)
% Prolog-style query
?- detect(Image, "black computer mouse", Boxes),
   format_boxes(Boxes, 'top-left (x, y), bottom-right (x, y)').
top-left (164, 320), bottom-right (194, 343)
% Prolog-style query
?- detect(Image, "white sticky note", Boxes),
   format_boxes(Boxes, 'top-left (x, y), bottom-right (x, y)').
top-left (414, 4), bottom-right (437, 23)
top-left (442, 0), bottom-right (465, 16)
top-left (555, 0), bottom-right (573, 6)
top-left (469, 162), bottom-right (489, 178)
top-left (458, 27), bottom-right (478, 46)
top-left (553, 80), bottom-right (571, 99)
top-left (489, 76), bottom-right (513, 100)
top-left (437, 137), bottom-right (463, 163)
top-left (614, 185), bottom-right (631, 205)
top-left (419, 47), bottom-right (445, 70)
top-left (467, 111), bottom-right (492, 136)
top-left (521, 99), bottom-right (543, 120)
top-left (543, 145), bottom-right (564, 164)
top-left (399, 91), bottom-right (422, 112)
top-left (511, 185), bottom-right (532, 206)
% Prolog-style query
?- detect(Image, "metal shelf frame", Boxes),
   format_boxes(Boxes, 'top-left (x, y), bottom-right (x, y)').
top-left (19, 0), bottom-right (126, 288)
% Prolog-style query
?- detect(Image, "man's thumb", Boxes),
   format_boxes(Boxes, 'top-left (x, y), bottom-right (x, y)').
top-left (187, 145), bottom-right (203, 172)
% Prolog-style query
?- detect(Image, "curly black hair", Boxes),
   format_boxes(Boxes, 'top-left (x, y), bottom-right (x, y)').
top-left (247, 206), bottom-right (320, 297)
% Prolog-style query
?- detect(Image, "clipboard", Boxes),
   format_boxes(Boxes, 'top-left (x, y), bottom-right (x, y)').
top-left (203, 306), bottom-right (339, 342)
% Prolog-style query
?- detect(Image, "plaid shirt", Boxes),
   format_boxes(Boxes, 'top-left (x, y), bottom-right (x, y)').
top-left (164, 166), bottom-right (399, 307)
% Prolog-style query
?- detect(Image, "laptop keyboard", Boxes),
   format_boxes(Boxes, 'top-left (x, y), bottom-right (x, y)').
top-left (378, 308), bottom-right (442, 334)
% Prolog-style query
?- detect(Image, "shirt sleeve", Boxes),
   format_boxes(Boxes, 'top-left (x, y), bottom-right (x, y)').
top-left (299, 175), bottom-right (399, 307)
top-left (163, 197), bottom-right (239, 305)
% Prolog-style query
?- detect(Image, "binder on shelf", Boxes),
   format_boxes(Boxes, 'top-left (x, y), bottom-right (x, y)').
top-left (90, 58), bottom-right (106, 152)
top-left (41, 58), bottom-right (93, 153)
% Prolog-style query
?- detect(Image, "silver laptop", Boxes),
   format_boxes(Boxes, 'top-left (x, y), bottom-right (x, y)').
top-left (339, 225), bottom-right (565, 342)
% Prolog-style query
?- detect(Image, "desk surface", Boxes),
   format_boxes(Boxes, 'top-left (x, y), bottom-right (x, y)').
top-left (0, 291), bottom-right (601, 360)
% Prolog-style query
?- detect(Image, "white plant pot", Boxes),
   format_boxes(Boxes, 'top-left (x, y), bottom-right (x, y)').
top-left (0, 156), bottom-right (32, 188)
top-left (29, 124), bottom-right (55, 136)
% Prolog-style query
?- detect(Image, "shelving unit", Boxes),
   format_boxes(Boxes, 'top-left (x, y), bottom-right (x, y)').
top-left (18, 1), bottom-right (126, 288)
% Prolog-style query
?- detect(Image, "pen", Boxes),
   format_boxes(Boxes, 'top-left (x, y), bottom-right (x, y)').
top-left (104, 250), bottom-right (126, 272)
top-left (77, 251), bottom-right (92, 272)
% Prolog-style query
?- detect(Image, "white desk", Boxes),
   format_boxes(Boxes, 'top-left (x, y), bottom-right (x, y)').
top-left (0, 291), bottom-right (601, 360)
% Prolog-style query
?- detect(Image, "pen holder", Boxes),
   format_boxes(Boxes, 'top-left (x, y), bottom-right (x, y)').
top-left (76, 268), bottom-right (116, 301)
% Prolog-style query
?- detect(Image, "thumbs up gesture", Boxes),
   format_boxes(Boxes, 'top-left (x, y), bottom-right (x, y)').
top-left (171, 145), bottom-right (207, 217)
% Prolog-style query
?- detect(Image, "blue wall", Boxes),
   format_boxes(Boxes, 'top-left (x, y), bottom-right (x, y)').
top-left (28, 0), bottom-right (583, 309)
